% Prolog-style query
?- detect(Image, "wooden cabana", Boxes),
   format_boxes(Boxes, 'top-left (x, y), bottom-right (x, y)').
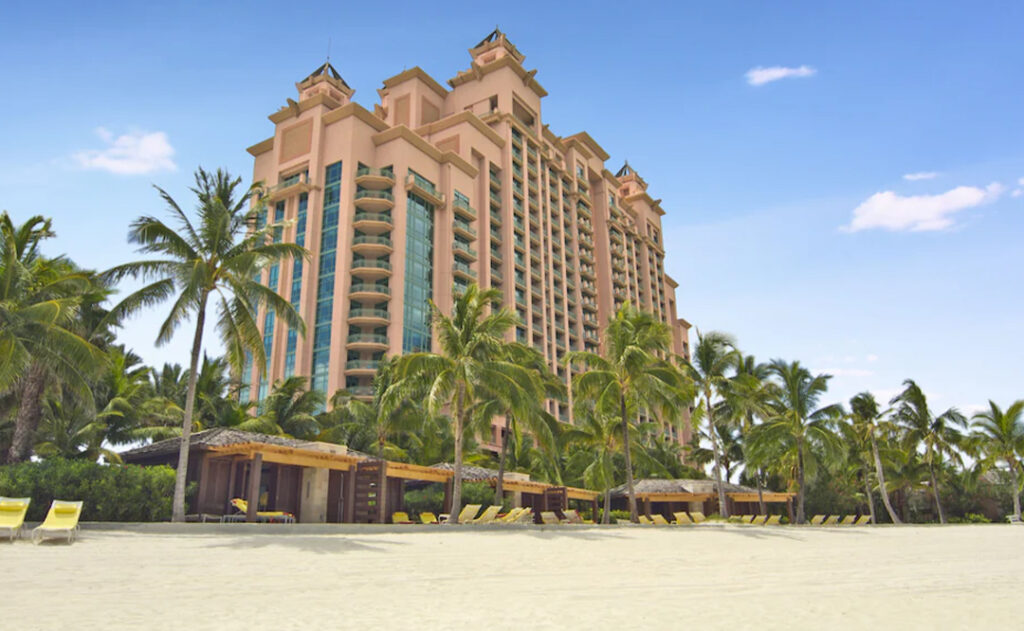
top-left (611, 479), bottom-right (796, 521)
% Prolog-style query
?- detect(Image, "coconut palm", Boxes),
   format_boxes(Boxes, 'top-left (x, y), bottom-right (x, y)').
top-left (0, 213), bottom-right (106, 463)
top-left (890, 380), bottom-right (965, 524)
top-left (260, 376), bottom-right (324, 439)
top-left (747, 360), bottom-right (842, 524)
top-left (685, 330), bottom-right (739, 517)
top-left (396, 283), bottom-right (540, 525)
top-left (848, 392), bottom-right (901, 523)
top-left (721, 355), bottom-right (775, 513)
top-left (565, 302), bottom-right (687, 523)
top-left (971, 400), bottom-right (1024, 521)
top-left (103, 168), bottom-right (306, 522)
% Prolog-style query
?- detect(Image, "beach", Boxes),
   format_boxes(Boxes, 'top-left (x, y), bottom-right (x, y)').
top-left (2, 524), bottom-right (1020, 630)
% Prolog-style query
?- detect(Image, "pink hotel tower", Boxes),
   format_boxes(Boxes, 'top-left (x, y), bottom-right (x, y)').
top-left (243, 30), bottom-right (692, 445)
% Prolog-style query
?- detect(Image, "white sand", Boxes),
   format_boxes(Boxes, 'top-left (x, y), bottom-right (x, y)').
top-left (2, 524), bottom-right (1021, 630)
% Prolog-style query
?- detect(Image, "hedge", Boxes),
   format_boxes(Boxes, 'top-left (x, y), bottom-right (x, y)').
top-left (0, 458), bottom-right (177, 522)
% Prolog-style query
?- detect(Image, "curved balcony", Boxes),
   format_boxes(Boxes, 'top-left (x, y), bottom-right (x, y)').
top-left (347, 385), bottom-right (375, 400)
top-left (346, 333), bottom-right (389, 351)
top-left (452, 197), bottom-right (476, 220)
top-left (351, 258), bottom-right (391, 280)
top-left (349, 283), bottom-right (391, 302)
top-left (355, 166), bottom-right (395, 190)
top-left (406, 173), bottom-right (445, 207)
top-left (353, 211), bottom-right (392, 233)
top-left (345, 359), bottom-right (381, 376)
top-left (354, 189), bottom-right (394, 212)
top-left (453, 218), bottom-right (476, 239)
top-left (453, 240), bottom-right (477, 261)
top-left (352, 235), bottom-right (393, 255)
top-left (453, 261), bottom-right (477, 281)
top-left (348, 308), bottom-right (390, 326)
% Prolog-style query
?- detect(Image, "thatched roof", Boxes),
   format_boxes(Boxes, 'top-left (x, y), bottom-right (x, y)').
top-left (430, 462), bottom-right (502, 481)
top-left (119, 428), bottom-right (318, 461)
top-left (609, 478), bottom-right (760, 498)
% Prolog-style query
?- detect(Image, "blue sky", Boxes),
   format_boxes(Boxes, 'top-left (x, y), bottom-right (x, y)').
top-left (1, 1), bottom-right (1021, 414)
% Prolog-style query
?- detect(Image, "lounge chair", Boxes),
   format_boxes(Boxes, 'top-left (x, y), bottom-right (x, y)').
top-left (740, 515), bottom-right (755, 524)
top-left (32, 500), bottom-right (83, 544)
top-left (765, 515), bottom-right (782, 525)
top-left (672, 511), bottom-right (693, 525)
top-left (499, 507), bottom-right (524, 523)
top-left (751, 515), bottom-right (768, 525)
top-left (391, 511), bottom-right (414, 524)
top-left (470, 505), bottom-right (503, 524)
top-left (420, 512), bottom-right (439, 524)
top-left (449, 504), bottom-right (481, 524)
top-left (541, 511), bottom-right (565, 525)
top-left (228, 498), bottom-right (295, 523)
top-left (854, 515), bottom-right (872, 525)
top-left (514, 508), bottom-right (535, 524)
top-left (822, 515), bottom-right (839, 526)
top-left (0, 497), bottom-right (30, 541)
top-left (690, 511), bottom-right (707, 524)
top-left (839, 515), bottom-right (856, 526)
top-left (637, 515), bottom-right (654, 525)
top-left (810, 514), bottom-right (826, 525)
top-left (562, 509), bottom-right (587, 524)
top-left (651, 514), bottom-right (670, 525)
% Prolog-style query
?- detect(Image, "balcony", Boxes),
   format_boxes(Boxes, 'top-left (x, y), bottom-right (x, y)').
top-left (453, 261), bottom-right (477, 280)
top-left (351, 258), bottom-right (391, 279)
top-left (490, 249), bottom-right (502, 264)
top-left (489, 171), bottom-right (501, 186)
top-left (346, 333), bottom-right (389, 351)
top-left (348, 308), bottom-right (390, 325)
top-left (453, 241), bottom-right (477, 261)
top-left (345, 359), bottom-right (381, 375)
top-left (490, 210), bottom-right (503, 225)
top-left (453, 217), bottom-right (476, 239)
top-left (353, 212), bottom-right (392, 232)
top-left (452, 197), bottom-right (476, 220)
top-left (406, 173), bottom-right (445, 206)
top-left (349, 283), bottom-right (390, 301)
top-left (355, 166), bottom-right (395, 189)
top-left (266, 172), bottom-right (316, 202)
top-left (352, 235), bottom-right (393, 255)
top-left (490, 191), bottom-right (502, 207)
top-left (354, 189), bottom-right (394, 212)
top-left (347, 385), bottom-right (374, 400)
top-left (490, 269), bottom-right (503, 283)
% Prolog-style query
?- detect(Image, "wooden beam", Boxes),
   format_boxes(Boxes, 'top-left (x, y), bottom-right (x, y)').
top-left (246, 453), bottom-right (262, 523)
top-left (728, 492), bottom-right (795, 503)
top-left (635, 492), bottom-right (713, 503)
top-left (385, 461), bottom-right (452, 483)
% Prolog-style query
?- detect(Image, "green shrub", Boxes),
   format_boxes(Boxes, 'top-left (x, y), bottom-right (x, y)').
top-left (948, 512), bottom-right (991, 524)
top-left (0, 459), bottom-right (176, 522)
top-left (402, 481), bottom-right (509, 516)
top-left (610, 509), bottom-right (632, 521)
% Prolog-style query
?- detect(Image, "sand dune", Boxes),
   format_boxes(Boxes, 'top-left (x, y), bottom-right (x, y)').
top-left (2, 524), bottom-right (1020, 630)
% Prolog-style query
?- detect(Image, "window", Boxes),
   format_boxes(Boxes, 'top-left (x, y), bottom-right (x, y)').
top-left (310, 162), bottom-right (343, 396)
top-left (403, 190), bottom-right (434, 352)
top-left (284, 193), bottom-right (308, 377)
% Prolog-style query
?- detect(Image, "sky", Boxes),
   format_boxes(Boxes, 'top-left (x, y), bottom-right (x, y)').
top-left (1, 1), bottom-right (1021, 415)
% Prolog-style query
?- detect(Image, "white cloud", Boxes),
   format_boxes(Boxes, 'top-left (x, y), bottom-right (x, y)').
top-left (818, 367), bottom-right (874, 378)
top-left (866, 354), bottom-right (879, 362)
top-left (1012, 189), bottom-right (1023, 198)
top-left (903, 171), bottom-right (938, 181)
top-left (73, 128), bottom-right (176, 175)
top-left (843, 182), bottom-right (1004, 232)
top-left (745, 65), bottom-right (817, 86)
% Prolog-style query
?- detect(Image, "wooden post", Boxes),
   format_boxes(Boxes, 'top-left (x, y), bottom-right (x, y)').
top-left (343, 469), bottom-right (356, 523)
top-left (644, 496), bottom-right (652, 518)
top-left (246, 453), bottom-right (262, 523)
top-left (225, 459), bottom-right (238, 514)
top-left (786, 497), bottom-right (795, 523)
top-left (591, 497), bottom-right (599, 523)
top-left (376, 462), bottom-right (388, 524)
top-left (442, 478), bottom-right (453, 514)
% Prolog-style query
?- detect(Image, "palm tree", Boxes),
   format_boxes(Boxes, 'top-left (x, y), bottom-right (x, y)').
top-left (747, 360), bottom-right (842, 524)
top-left (971, 400), bottom-right (1024, 521)
top-left (890, 380), bottom-right (965, 524)
top-left (565, 302), bottom-right (686, 523)
top-left (848, 392), bottom-right (901, 523)
top-left (0, 213), bottom-right (106, 463)
top-left (103, 168), bottom-right (306, 522)
top-left (685, 330), bottom-right (739, 517)
top-left (720, 355), bottom-right (773, 513)
top-left (261, 376), bottom-right (324, 439)
top-left (396, 283), bottom-right (539, 525)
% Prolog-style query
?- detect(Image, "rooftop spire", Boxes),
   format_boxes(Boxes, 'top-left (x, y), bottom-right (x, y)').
top-left (469, 27), bottom-right (524, 64)
top-left (615, 161), bottom-right (634, 178)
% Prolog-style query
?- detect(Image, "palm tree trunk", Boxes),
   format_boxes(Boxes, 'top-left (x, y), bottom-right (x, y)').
top-left (706, 391), bottom-right (729, 517)
top-left (620, 393), bottom-right (638, 523)
top-left (1010, 463), bottom-right (1021, 521)
top-left (494, 414), bottom-right (512, 506)
top-left (602, 488), bottom-right (612, 524)
top-left (756, 469), bottom-right (766, 515)
top-left (796, 442), bottom-right (806, 524)
top-left (172, 298), bottom-right (207, 523)
top-left (928, 463), bottom-right (945, 524)
top-left (862, 463), bottom-right (877, 525)
top-left (871, 435), bottom-right (900, 524)
top-left (5, 362), bottom-right (47, 463)
top-left (447, 384), bottom-right (465, 526)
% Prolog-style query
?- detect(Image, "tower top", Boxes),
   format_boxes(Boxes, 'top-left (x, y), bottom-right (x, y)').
top-left (468, 27), bottom-right (524, 65)
top-left (296, 61), bottom-right (354, 103)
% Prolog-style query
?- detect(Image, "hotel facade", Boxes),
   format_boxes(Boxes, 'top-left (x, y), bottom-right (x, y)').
top-left (242, 31), bottom-right (692, 444)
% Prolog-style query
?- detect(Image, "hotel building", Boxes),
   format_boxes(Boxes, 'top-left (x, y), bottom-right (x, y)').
top-left (242, 30), bottom-right (692, 444)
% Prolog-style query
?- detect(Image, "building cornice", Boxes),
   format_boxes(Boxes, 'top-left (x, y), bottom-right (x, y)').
top-left (415, 110), bottom-right (505, 148)
top-left (565, 131), bottom-right (610, 162)
top-left (447, 55), bottom-right (548, 98)
top-left (624, 191), bottom-right (666, 216)
top-left (321, 101), bottom-right (390, 131)
top-left (268, 92), bottom-right (341, 124)
top-left (372, 126), bottom-right (478, 177)
top-left (247, 137), bottom-right (274, 157)
top-left (380, 66), bottom-right (449, 98)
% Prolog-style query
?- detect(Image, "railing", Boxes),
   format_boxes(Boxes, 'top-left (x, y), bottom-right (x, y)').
top-left (351, 258), bottom-right (391, 271)
top-left (355, 189), bottom-right (394, 201)
top-left (352, 235), bottom-right (392, 247)
top-left (453, 218), bottom-right (476, 236)
top-left (348, 386), bottom-right (374, 397)
top-left (346, 360), bottom-right (381, 371)
top-left (453, 241), bottom-right (477, 258)
top-left (348, 308), bottom-right (389, 320)
top-left (452, 197), bottom-right (476, 216)
top-left (353, 212), bottom-right (392, 225)
top-left (348, 333), bottom-right (389, 345)
top-left (410, 173), bottom-right (439, 197)
top-left (356, 166), bottom-right (395, 180)
top-left (349, 284), bottom-right (390, 295)
top-left (453, 261), bottom-right (477, 278)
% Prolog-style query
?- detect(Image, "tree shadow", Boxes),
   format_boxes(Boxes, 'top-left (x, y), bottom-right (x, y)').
top-left (202, 534), bottom-right (409, 554)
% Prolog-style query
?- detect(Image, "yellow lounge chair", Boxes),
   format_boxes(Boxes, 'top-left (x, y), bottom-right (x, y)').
top-left (765, 515), bottom-right (782, 525)
top-left (637, 515), bottom-right (654, 525)
top-left (822, 515), bottom-right (839, 526)
top-left (514, 507), bottom-right (535, 524)
top-left (230, 498), bottom-right (295, 523)
top-left (420, 512), bottom-right (439, 524)
top-left (0, 497), bottom-right (30, 541)
top-left (751, 515), bottom-right (768, 525)
top-left (839, 515), bottom-right (856, 525)
top-left (810, 514), bottom-right (826, 525)
top-left (471, 505), bottom-right (503, 524)
top-left (854, 515), bottom-right (872, 525)
top-left (499, 507), bottom-right (524, 523)
top-left (651, 514), bottom-right (670, 525)
top-left (690, 511), bottom-right (706, 524)
top-left (391, 511), bottom-right (414, 524)
top-left (32, 500), bottom-right (83, 544)
top-left (540, 511), bottom-right (565, 525)
top-left (451, 503), bottom-right (481, 524)
top-left (740, 515), bottom-right (755, 524)
top-left (672, 511), bottom-right (693, 525)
